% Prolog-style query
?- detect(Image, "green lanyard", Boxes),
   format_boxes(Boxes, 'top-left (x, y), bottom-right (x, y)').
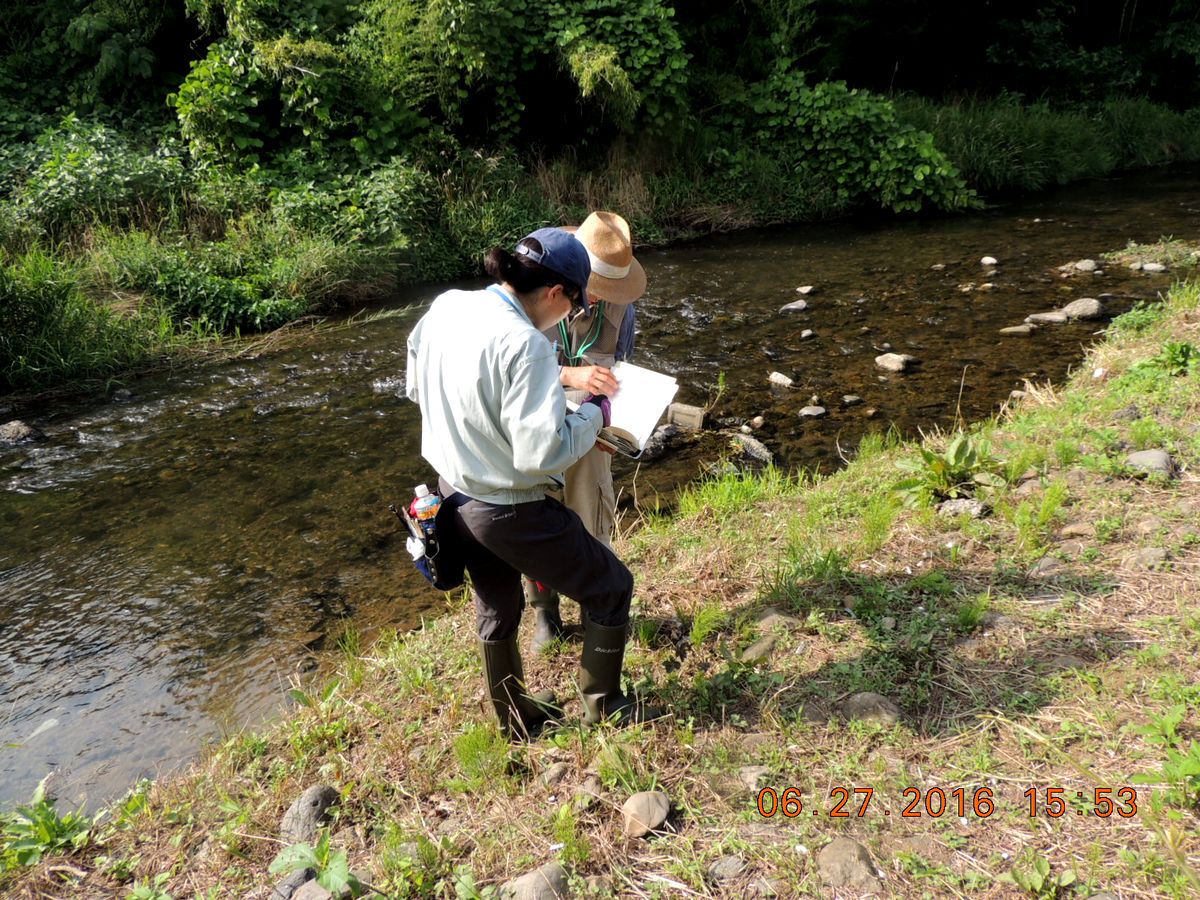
top-left (557, 301), bottom-right (605, 365)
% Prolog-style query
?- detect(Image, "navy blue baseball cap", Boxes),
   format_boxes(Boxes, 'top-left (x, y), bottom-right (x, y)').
top-left (515, 227), bottom-right (592, 312)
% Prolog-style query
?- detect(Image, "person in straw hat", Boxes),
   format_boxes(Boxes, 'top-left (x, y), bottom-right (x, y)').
top-left (522, 211), bottom-right (647, 656)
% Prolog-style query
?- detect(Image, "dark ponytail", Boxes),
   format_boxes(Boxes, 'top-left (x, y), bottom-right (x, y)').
top-left (484, 238), bottom-right (581, 301)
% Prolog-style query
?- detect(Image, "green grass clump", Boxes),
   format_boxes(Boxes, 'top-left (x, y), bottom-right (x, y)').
top-left (0, 248), bottom-right (162, 391)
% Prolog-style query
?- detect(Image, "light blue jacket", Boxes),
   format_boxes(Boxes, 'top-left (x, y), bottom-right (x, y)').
top-left (406, 286), bottom-right (603, 504)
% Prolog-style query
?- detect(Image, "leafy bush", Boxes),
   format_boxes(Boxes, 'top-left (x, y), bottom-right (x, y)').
top-left (87, 218), bottom-right (387, 334)
top-left (728, 72), bottom-right (975, 213)
top-left (14, 118), bottom-right (191, 236)
top-left (895, 432), bottom-right (1005, 504)
top-left (1, 777), bottom-right (93, 869)
top-left (897, 95), bottom-right (1200, 194)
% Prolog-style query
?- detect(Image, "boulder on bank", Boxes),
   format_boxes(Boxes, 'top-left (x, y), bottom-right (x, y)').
top-left (500, 862), bottom-right (571, 900)
top-left (841, 692), bottom-right (901, 725)
top-left (818, 838), bottom-right (885, 893)
top-left (1125, 449), bottom-right (1175, 479)
top-left (622, 791), bottom-right (670, 837)
top-left (281, 785), bottom-right (339, 844)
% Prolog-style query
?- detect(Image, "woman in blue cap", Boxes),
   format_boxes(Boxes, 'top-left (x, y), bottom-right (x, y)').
top-left (406, 228), bottom-right (662, 739)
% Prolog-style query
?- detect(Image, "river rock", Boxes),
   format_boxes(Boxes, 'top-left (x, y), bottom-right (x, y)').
top-left (639, 424), bottom-right (679, 461)
top-left (798, 405), bottom-right (827, 419)
top-left (540, 762), bottom-right (570, 789)
top-left (938, 498), bottom-right (986, 519)
top-left (1026, 311), bottom-right (1069, 325)
top-left (768, 371), bottom-right (794, 388)
top-left (500, 862), bottom-right (571, 900)
top-left (732, 433), bottom-right (774, 465)
top-left (1000, 324), bottom-right (1038, 336)
top-left (740, 635), bottom-right (777, 664)
top-left (0, 420), bottom-right (45, 443)
top-left (1028, 556), bottom-right (1067, 579)
top-left (1142, 262), bottom-right (1167, 273)
top-left (1074, 259), bottom-right (1098, 272)
top-left (874, 353), bottom-right (916, 373)
top-left (738, 766), bottom-right (771, 792)
top-left (270, 870), bottom-right (314, 900)
top-left (796, 285), bottom-right (814, 294)
top-left (708, 856), bottom-right (747, 883)
top-left (1123, 548), bottom-right (1169, 571)
top-left (800, 329), bottom-right (814, 339)
top-left (622, 791), bottom-right (670, 837)
top-left (779, 299), bottom-right (808, 313)
top-left (980, 256), bottom-right (998, 266)
top-left (571, 775), bottom-right (603, 812)
top-left (666, 402), bottom-right (705, 431)
top-left (751, 415), bottom-right (765, 429)
top-left (1062, 297), bottom-right (1104, 320)
top-left (1125, 449), bottom-right (1175, 478)
top-left (1060, 522), bottom-right (1096, 539)
top-left (281, 785), bottom-right (340, 844)
top-left (293, 882), bottom-right (334, 900)
top-left (817, 838), bottom-right (884, 893)
top-left (841, 692), bottom-right (901, 725)
top-left (842, 394), bottom-right (862, 406)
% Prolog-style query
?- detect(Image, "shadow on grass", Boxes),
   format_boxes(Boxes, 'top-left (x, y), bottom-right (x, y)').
top-left (640, 560), bottom-right (1133, 738)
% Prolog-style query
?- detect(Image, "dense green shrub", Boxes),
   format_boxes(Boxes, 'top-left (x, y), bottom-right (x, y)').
top-left (11, 118), bottom-right (191, 236)
top-left (721, 71), bottom-right (975, 213)
top-left (85, 219), bottom-right (386, 334)
top-left (896, 95), bottom-right (1200, 194)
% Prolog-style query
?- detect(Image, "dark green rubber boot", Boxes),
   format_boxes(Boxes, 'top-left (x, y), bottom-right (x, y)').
top-left (479, 637), bottom-right (560, 741)
top-left (523, 577), bottom-right (566, 654)
top-left (579, 616), bottom-right (666, 726)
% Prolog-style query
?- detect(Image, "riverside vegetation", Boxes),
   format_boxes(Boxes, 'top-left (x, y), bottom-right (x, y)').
top-left (5, 1), bottom-right (1200, 393)
top-left (3, 248), bottom-right (1199, 896)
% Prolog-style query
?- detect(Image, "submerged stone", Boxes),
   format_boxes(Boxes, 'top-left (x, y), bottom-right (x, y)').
top-left (874, 352), bottom-right (916, 373)
top-left (1062, 297), bottom-right (1104, 320)
top-left (1026, 311), bottom-right (1069, 325)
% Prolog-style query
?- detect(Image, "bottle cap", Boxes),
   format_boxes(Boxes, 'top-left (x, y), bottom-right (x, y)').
top-left (414, 484), bottom-right (430, 498)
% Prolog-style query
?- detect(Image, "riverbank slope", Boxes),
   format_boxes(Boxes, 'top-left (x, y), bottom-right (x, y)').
top-left (3, 274), bottom-right (1200, 897)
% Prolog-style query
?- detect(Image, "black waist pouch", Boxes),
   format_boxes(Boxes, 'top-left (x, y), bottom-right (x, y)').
top-left (408, 497), bottom-right (465, 591)
top-left (396, 494), bottom-right (465, 592)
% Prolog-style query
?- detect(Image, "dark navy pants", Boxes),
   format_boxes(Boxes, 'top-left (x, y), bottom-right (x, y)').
top-left (439, 478), bottom-right (632, 641)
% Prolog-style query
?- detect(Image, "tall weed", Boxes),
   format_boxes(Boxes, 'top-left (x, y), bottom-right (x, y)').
top-left (0, 249), bottom-right (156, 390)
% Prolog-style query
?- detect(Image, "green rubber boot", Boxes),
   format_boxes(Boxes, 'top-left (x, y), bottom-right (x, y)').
top-left (479, 636), bottom-right (560, 741)
top-left (579, 616), bottom-right (666, 727)
top-left (523, 577), bottom-right (566, 654)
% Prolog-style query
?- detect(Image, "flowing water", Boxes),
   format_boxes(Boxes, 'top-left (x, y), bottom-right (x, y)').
top-left (2, 166), bottom-right (1199, 810)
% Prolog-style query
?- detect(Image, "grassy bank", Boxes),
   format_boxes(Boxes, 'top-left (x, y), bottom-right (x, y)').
top-left (4, 254), bottom-right (1200, 897)
top-left (4, 97), bottom-right (1200, 398)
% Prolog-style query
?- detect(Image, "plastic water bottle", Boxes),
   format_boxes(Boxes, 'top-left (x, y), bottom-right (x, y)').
top-left (412, 484), bottom-right (441, 537)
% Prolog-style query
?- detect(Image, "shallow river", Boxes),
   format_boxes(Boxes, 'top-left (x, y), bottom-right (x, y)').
top-left (2, 166), bottom-right (1198, 810)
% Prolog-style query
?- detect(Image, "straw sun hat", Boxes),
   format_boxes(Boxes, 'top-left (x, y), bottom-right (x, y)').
top-left (564, 211), bottom-right (646, 305)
